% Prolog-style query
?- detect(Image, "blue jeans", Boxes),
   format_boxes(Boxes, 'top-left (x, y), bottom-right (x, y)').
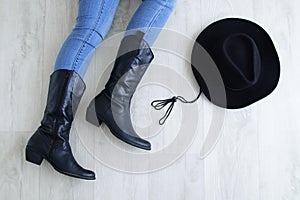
top-left (54, 0), bottom-right (177, 77)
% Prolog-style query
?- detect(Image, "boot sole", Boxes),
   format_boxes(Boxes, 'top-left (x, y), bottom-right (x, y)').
top-left (25, 147), bottom-right (96, 180)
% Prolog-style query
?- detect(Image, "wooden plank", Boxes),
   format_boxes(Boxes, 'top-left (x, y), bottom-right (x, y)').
top-left (1, 0), bottom-right (300, 199)
top-left (0, 132), bottom-right (39, 200)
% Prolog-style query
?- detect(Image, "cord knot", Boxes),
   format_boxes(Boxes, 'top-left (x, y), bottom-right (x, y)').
top-left (150, 90), bottom-right (202, 125)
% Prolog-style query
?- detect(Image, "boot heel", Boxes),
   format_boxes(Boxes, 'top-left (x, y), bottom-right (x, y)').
top-left (86, 100), bottom-right (102, 127)
top-left (25, 148), bottom-right (43, 165)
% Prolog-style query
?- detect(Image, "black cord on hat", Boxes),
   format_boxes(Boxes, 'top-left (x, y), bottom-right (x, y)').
top-left (151, 89), bottom-right (202, 125)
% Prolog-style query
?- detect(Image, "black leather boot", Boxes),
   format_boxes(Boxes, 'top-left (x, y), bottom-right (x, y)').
top-left (86, 31), bottom-right (154, 150)
top-left (25, 69), bottom-right (96, 180)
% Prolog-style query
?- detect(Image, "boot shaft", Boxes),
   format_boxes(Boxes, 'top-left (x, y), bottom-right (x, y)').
top-left (41, 70), bottom-right (86, 135)
top-left (104, 31), bottom-right (154, 97)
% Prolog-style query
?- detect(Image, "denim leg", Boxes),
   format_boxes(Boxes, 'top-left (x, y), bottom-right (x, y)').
top-left (54, 0), bottom-right (120, 77)
top-left (126, 0), bottom-right (177, 46)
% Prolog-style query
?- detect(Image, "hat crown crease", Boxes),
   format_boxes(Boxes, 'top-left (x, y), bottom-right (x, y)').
top-left (222, 33), bottom-right (261, 91)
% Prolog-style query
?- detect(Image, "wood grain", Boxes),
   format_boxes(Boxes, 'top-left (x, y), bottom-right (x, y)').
top-left (0, 0), bottom-right (300, 199)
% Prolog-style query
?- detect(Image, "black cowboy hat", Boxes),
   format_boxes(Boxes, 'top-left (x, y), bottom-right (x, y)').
top-left (151, 18), bottom-right (280, 125)
top-left (191, 18), bottom-right (280, 109)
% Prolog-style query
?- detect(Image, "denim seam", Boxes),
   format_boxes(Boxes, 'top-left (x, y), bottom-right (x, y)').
top-left (73, 27), bottom-right (103, 42)
top-left (143, 0), bottom-right (168, 35)
top-left (71, 1), bottom-right (106, 71)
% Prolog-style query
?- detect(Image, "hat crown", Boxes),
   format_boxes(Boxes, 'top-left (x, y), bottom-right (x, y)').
top-left (221, 33), bottom-right (261, 91)
top-left (192, 18), bottom-right (280, 108)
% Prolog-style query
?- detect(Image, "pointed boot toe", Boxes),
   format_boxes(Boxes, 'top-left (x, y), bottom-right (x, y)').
top-left (130, 137), bottom-right (151, 150)
top-left (78, 169), bottom-right (96, 180)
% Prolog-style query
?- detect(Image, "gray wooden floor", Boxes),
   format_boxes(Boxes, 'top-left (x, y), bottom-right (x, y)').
top-left (1, 0), bottom-right (300, 199)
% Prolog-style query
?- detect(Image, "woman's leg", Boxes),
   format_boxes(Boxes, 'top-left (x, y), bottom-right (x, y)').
top-left (126, 0), bottom-right (177, 46)
top-left (54, 0), bottom-right (120, 77)
top-left (86, 0), bottom-right (177, 150)
top-left (25, 0), bottom-right (121, 180)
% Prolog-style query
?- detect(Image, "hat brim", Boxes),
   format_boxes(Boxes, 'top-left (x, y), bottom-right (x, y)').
top-left (192, 18), bottom-right (280, 109)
